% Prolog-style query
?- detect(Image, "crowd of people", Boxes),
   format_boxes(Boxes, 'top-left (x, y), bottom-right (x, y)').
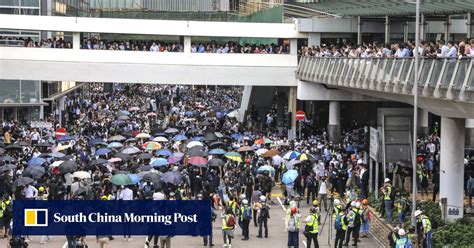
top-left (299, 39), bottom-right (474, 58)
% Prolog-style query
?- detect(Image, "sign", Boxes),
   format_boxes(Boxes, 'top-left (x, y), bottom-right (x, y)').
top-left (31, 121), bottom-right (53, 129)
top-left (55, 127), bottom-right (67, 139)
top-left (13, 200), bottom-right (212, 236)
top-left (369, 127), bottom-right (379, 160)
top-left (295, 110), bottom-right (305, 121)
top-left (448, 208), bottom-right (460, 216)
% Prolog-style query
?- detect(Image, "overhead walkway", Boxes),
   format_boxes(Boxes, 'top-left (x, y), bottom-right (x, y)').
top-left (296, 56), bottom-right (474, 118)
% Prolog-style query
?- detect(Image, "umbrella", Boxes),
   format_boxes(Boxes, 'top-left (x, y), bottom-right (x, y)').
top-left (214, 132), bottom-right (224, 138)
top-left (57, 135), bottom-right (74, 142)
top-left (109, 135), bottom-right (126, 142)
top-left (146, 112), bottom-right (157, 117)
top-left (161, 171), bottom-right (182, 185)
top-left (125, 138), bottom-right (138, 143)
top-left (257, 165), bottom-right (276, 173)
top-left (231, 133), bottom-right (243, 140)
top-left (15, 141), bottom-right (30, 147)
top-left (89, 138), bottom-right (106, 146)
top-left (60, 161), bottom-right (78, 174)
top-left (173, 134), bottom-right (188, 141)
top-left (283, 151), bottom-right (301, 160)
top-left (0, 156), bottom-right (16, 163)
top-left (282, 169), bottom-right (299, 185)
top-left (254, 138), bottom-right (272, 145)
top-left (286, 159), bottom-right (302, 170)
top-left (191, 136), bottom-right (203, 141)
top-left (256, 148), bottom-right (269, 156)
top-left (50, 161), bottom-right (64, 168)
top-left (143, 142), bottom-right (161, 151)
top-left (118, 110), bottom-right (131, 116)
top-left (138, 165), bottom-right (152, 171)
top-left (115, 153), bottom-right (131, 162)
top-left (14, 177), bottom-right (34, 187)
top-left (122, 146), bottom-right (141, 154)
top-left (111, 174), bottom-right (133, 186)
top-left (173, 152), bottom-right (184, 157)
top-left (28, 157), bottom-right (46, 166)
top-left (187, 141), bottom-right (203, 148)
top-left (225, 152), bottom-right (242, 163)
top-left (153, 136), bottom-right (169, 142)
top-left (129, 107), bottom-right (140, 112)
top-left (35, 142), bottom-right (52, 147)
top-left (72, 171), bottom-right (91, 179)
top-left (209, 148), bottom-right (226, 155)
top-left (226, 109), bottom-right (239, 118)
top-left (137, 153), bottom-right (153, 160)
top-left (168, 156), bottom-right (182, 164)
top-left (90, 158), bottom-right (108, 166)
top-left (209, 141), bottom-right (225, 148)
top-left (49, 152), bottom-right (65, 158)
top-left (136, 133), bottom-right (151, 139)
top-left (0, 164), bottom-right (16, 172)
top-left (56, 144), bottom-right (72, 151)
top-left (237, 146), bottom-right (254, 152)
top-left (202, 132), bottom-right (218, 141)
top-left (165, 128), bottom-right (179, 134)
top-left (187, 149), bottom-right (207, 157)
top-left (95, 148), bottom-right (112, 156)
top-left (23, 165), bottom-right (45, 179)
top-left (107, 142), bottom-right (123, 149)
top-left (108, 157), bottom-right (122, 163)
top-left (142, 172), bottom-right (161, 183)
top-left (150, 158), bottom-right (169, 167)
top-left (127, 174), bottom-right (141, 184)
top-left (5, 144), bottom-right (22, 150)
top-left (208, 158), bottom-right (224, 167)
top-left (263, 149), bottom-right (280, 158)
top-left (117, 115), bottom-right (130, 120)
top-left (188, 156), bottom-right (208, 167)
top-left (156, 149), bottom-right (172, 157)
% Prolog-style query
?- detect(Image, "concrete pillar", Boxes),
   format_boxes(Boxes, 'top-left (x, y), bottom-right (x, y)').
top-left (72, 32), bottom-right (80, 50)
top-left (357, 16), bottom-right (362, 44)
top-left (440, 117), bottom-right (465, 222)
top-left (290, 38), bottom-right (298, 56)
top-left (403, 21), bottom-right (409, 43)
top-left (420, 14), bottom-right (427, 41)
top-left (238, 86), bottom-right (252, 123)
top-left (466, 119), bottom-right (474, 147)
top-left (39, 105), bottom-right (44, 120)
top-left (58, 96), bottom-right (65, 127)
top-left (183, 36), bottom-right (191, 53)
top-left (417, 108), bottom-right (429, 137)
top-left (328, 101), bottom-right (341, 142)
top-left (384, 16), bottom-right (390, 44)
top-left (288, 86), bottom-right (297, 140)
top-left (467, 12), bottom-right (473, 39)
top-left (308, 33), bottom-right (321, 47)
top-left (444, 15), bottom-right (451, 41)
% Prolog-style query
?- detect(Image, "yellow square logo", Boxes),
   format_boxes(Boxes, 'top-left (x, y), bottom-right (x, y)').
top-left (24, 209), bottom-right (48, 227)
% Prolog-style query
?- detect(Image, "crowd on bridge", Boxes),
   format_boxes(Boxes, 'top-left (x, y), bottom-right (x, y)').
top-left (299, 39), bottom-right (474, 58)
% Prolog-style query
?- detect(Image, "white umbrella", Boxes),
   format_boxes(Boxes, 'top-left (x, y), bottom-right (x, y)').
top-left (187, 141), bottom-right (204, 148)
top-left (72, 171), bottom-right (91, 179)
top-left (226, 109), bottom-right (239, 119)
top-left (256, 148), bottom-right (269, 156)
top-left (153, 136), bottom-right (169, 142)
top-left (136, 133), bottom-right (151, 139)
top-left (50, 161), bottom-right (64, 168)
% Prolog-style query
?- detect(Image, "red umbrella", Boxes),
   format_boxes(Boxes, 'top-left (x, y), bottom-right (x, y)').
top-left (188, 156), bottom-right (208, 167)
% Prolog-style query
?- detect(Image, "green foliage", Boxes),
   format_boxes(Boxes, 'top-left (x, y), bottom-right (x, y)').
top-left (417, 201), bottom-right (444, 229)
top-left (367, 192), bottom-right (383, 209)
top-left (432, 217), bottom-right (474, 248)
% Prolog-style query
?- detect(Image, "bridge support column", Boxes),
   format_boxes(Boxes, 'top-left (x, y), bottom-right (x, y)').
top-left (467, 12), bottom-right (473, 39)
top-left (183, 36), bottom-right (191, 53)
top-left (466, 119), bottom-right (474, 147)
top-left (384, 16), bottom-right (390, 44)
top-left (440, 117), bottom-right (465, 222)
top-left (290, 38), bottom-right (297, 56)
top-left (357, 16), bottom-right (362, 44)
top-left (403, 21), bottom-right (409, 43)
top-left (420, 14), bottom-right (427, 41)
top-left (288, 86), bottom-right (297, 140)
top-left (444, 15), bottom-right (451, 41)
top-left (417, 109), bottom-right (429, 137)
top-left (72, 32), bottom-right (80, 50)
top-left (328, 101), bottom-right (341, 143)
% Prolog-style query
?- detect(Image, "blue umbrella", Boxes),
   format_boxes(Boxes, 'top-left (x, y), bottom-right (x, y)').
top-left (156, 149), bottom-right (172, 157)
top-left (282, 169), bottom-right (298, 185)
top-left (231, 133), bottom-right (242, 140)
top-left (192, 136), bottom-right (203, 141)
top-left (118, 110), bottom-right (131, 116)
top-left (95, 148), bottom-right (112, 156)
top-left (89, 138), bottom-right (105, 146)
top-left (57, 135), bottom-right (74, 142)
top-left (127, 174), bottom-right (141, 184)
top-left (173, 134), bottom-right (188, 141)
top-left (283, 151), bottom-right (301, 160)
top-left (28, 157), bottom-right (46, 166)
top-left (209, 148), bottom-right (226, 155)
top-left (107, 142), bottom-right (123, 149)
top-left (257, 165), bottom-right (276, 173)
top-left (185, 111), bottom-right (194, 117)
top-left (150, 158), bottom-right (169, 167)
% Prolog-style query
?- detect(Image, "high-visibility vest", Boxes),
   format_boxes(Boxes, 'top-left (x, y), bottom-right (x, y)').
top-left (333, 205), bottom-right (342, 220)
top-left (420, 215), bottom-right (432, 233)
top-left (396, 237), bottom-right (412, 247)
top-left (222, 214), bottom-right (234, 230)
top-left (306, 214), bottom-right (319, 234)
top-left (384, 186), bottom-right (392, 200)
top-left (336, 211), bottom-right (347, 231)
top-left (286, 214), bottom-right (300, 231)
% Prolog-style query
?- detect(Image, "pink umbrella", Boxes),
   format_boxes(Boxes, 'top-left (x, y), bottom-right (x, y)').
top-left (146, 112), bottom-right (157, 117)
top-left (188, 156), bottom-right (208, 167)
top-left (168, 156), bottom-right (182, 164)
top-left (108, 157), bottom-right (122, 163)
top-left (129, 107), bottom-right (140, 111)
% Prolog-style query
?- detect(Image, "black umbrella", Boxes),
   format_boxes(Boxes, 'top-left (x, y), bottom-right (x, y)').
top-left (209, 141), bottom-right (225, 148)
top-left (90, 158), bottom-right (108, 166)
top-left (15, 141), bottom-right (30, 147)
top-left (208, 158), bottom-right (224, 167)
top-left (57, 155), bottom-right (74, 161)
top-left (0, 156), bottom-right (16, 163)
top-left (202, 132), bottom-right (218, 142)
top-left (23, 165), bottom-right (45, 179)
top-left (161, 171), bottom-right (182, 185)
top-left (142, 172), bottom-right (161, 183)
top-left (199, 120), bottom-right (212, 127)
top-left (138, 165), bottom-right (152, 171)
top-left (137, 153), bottom-right (153, 160)
top-left (59, 161), bottom-right (78, 174)
top-left (35, 142), bottom-right (52, 147)
top-left (5, 144), bottom-right (22, 150)
top-left (187, 149), bottom-right (208, 157)
top-left (14, 177), bottom-right (34, 187)
top-left (115, 153), bottom-right (131, 162)
top-left (0, 164), bottom-right (16, 172)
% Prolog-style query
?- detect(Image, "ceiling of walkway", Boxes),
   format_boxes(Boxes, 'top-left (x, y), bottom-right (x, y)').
top-left (294, 0), bottom-right (474, 17)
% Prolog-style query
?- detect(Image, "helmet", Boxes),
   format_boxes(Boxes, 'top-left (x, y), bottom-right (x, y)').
top-left (398, 229), bottom-right (406, 236)
top-left (289, 200), bottom-right (297, 209)
top-left (334, 199), bottom-right (341, 206)
top-left (259, 195), bottom-right (266, 202)
top-left (415, 210), bottom-right (423, 217)
top-left (312, 200), bottom-right (319, 206)
top-left (362, 199), bottom-right (369, 205)
top-left (290, 207), bottom-right (297, 215)
top-left (239, 194), bottom-right (246, 200)
top-left (355, 202), bottom-right (361, 208)
top-left (351, 201), bottom-right (356, 207)
top-left (310, 207), bottom-right (317, 213)
top-left (101, 195), bottom-right (108, 200)
top-left (196, 193), bottom-right (203, 199)
top-left (384, 178), bottom-right (391, 183)
top-left (242, 199), bottom-right (249, 205)
top-left (38, 186), bottom-right (45, 192)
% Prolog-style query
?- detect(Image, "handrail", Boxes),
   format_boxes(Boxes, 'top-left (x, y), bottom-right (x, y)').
top-left (0, 40), bottom-right (25, 47)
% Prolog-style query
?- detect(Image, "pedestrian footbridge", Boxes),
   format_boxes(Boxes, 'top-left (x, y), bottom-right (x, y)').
top-left (296, 56), bottom-right (474, 118)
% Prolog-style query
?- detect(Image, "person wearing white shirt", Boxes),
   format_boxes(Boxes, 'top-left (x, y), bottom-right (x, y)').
top-left (118, 186), bottom-right (134, 200)
top-left (150, 42), bottom-right (159, 52)
top-left (438, 40), bottom-right (449, 57)
top-left (318, 177), bottom-right (328, 211)
top-left (24, 185), bottom-right (38, 199)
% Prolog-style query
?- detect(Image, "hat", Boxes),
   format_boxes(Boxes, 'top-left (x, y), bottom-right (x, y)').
top-left (290, 207), bottom-right (297, 215)
top-left (415, 210), bottom-right (423, 217)
top-left (384, 178), bottom-right (391, 183)
top-left (242, 199), bottom-right (249, 205)
top-left (355, 202), bottom-right (361, 208)
top-left (357, 159), bottom-right (363, 164)
top-left (334, 199), bottom-right (341, 206)
top-left (259, 195), bottom-right (266, 202)
top-left (398, 229), bottom-right (406, 236)
top-left (312, 200), bottom-right (319, 206)
top-left (351, 201), bottom-right (356, 207)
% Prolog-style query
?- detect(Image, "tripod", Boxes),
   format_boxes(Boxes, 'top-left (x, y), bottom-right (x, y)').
top-left (318, 195), bottom-right (335, 246)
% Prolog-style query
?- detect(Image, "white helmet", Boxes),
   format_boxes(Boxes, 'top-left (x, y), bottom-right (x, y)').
top-left (259, 195), bottom-right (266, 202)
top-left (334, 199), bottom-right (341, 206)
top-left (355, 202), bottom-right (361, 208)
top-left (398, 229), bottom-right (406, 236)
top-left (384, 178), bottom-right (391, 183)
top-left (289, 200), bottom-right (297, 209)
top-left (415, 210), bottom-right (423, 217)
top-left (239, 194), bottom-right (246, 200)
top-left (242, 199), bottom-right (249, 205)
top-left (351, 201), bottom-right (356, 207)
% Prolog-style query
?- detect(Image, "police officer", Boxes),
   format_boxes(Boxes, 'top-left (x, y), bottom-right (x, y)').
top-left (305, 207), bottom-right (319, 248)
top-left (415, 210), bottom-right (432, 248)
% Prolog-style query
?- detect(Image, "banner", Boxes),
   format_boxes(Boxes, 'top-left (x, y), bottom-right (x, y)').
top-left (13, 200), bottom-right (211, 236)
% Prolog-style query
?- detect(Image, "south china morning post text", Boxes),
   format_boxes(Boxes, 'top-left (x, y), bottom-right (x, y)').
top-left (13, 200), bottom-right (212, 236)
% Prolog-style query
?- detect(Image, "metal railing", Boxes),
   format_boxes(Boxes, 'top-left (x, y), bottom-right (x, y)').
top-left (296, 56), bottom-right (473, 102)
top-left (0, 40), bottom-right (25, 47)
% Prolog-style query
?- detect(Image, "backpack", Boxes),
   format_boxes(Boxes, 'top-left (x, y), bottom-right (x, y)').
top-left (226, 215), bottom-right (236, 227)
top-left (335, 214), bottom-right (343, 230)
top-left (259, 205), bottom-right (269, 219)
top-left (353, 210), bottom-right (361, 226)
top-left (287, 216), bottom-right (297, 232)
top-left (243, 206), bottom-right (252, 220)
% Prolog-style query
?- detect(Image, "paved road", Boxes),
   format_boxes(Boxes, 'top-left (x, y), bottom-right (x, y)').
top-left (1, 193), bottom-right (381, 248)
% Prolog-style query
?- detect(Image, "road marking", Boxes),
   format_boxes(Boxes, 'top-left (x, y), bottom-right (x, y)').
top-left (302, 240), bottom-right (307, 247)
top-left (271, 193), bottom-right (283, 197)
top-left (276, 196), bottom-right (287, 212)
